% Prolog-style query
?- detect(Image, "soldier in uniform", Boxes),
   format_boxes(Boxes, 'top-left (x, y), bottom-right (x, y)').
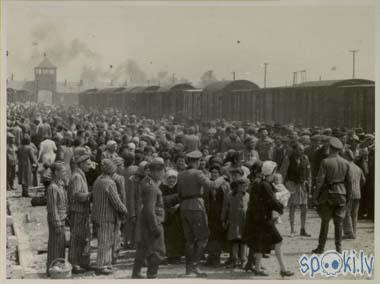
top-left (132, 158), bottom-right (166, 279)
top-left (177, 150), bottom-right (225, 277)
top-left (312, 137), bottom-right (352, 254)
top-left (256, 128), bottom-right (274, 161)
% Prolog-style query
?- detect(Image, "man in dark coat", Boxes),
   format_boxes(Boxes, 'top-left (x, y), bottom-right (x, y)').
top-left (312, 137), bottom-right (352, 254)
top-left (132, 158), bottom-right (166, 279)
top-left (17, 134), bottom-right (38, 197)
top-left (256, 128), bottom-right (274, 161)
top-left (7, 133), bottom-right (17, 191)
top-left (205, 164), bottom-right (230, 267)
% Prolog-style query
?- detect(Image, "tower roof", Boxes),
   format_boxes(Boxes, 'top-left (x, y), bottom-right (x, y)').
top-left (36, 55), bottom-right (56, 69)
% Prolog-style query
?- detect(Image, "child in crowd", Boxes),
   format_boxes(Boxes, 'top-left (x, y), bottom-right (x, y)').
top-left (222, 178), bottom-right (250, 268)
top-left (272, 173), bottom-right (290, 224)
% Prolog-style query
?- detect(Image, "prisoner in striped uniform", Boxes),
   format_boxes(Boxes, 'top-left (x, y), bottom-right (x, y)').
top-left (67, 151), bottom-right (92, 273)
top-left (111, 157), bottom-right (126, 263)
top-left (46, 162), bottom-right (68, 276)
top-left (92, 159), bottom-right (128, 275)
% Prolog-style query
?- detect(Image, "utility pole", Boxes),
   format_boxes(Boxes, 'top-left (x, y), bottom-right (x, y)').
top-left (349, 50), bottom-right (359, 79)
top-left (301, 70), bottom-right (306, 82)
top-left (293, 71), bottom-right (297, 86)
top-left (263, 63), bottom-right (269, 88)
top-left (232, 71), bottom-right (236, 81)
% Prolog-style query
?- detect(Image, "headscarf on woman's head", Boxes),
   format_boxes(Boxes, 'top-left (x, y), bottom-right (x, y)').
top-left (166, 168), bottom-right (178, 179)
top-left (261, 160), bottom-right (277, 176)
top-left (165, 168), bottom-right (178, 187)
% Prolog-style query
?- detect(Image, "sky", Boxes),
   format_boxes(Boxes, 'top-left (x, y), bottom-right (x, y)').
top-left (4, 1), bottom-right (375, 87)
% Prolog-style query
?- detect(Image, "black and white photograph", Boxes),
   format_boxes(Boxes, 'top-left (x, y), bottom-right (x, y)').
top-left (1, 0), bottom-right (377, 281)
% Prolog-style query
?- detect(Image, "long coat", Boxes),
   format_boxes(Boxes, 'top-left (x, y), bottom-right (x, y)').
top-left (17, 144), bottom-right (37, 186)
top-left (160, 183), bottom-right (185, 258)
top-left (205, 181), bottom-right (230, 242)
top-left (243, 180), bottom-right (284, 253)
top-left (222, 190), bottom-right (249, 241)
top-left (139, 176), bottom-right (166, 260)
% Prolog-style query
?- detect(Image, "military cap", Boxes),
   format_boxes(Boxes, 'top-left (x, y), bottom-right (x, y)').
top-left (329, 137), bottom-right (343, 150)
top-left (186, 150), bottom-right (203, 159)
top-left (148, 157), bottom-right (165, 170)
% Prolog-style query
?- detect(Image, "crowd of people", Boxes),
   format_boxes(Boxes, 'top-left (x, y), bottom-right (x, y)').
top-left (6, 102), bottom-right (375, 278)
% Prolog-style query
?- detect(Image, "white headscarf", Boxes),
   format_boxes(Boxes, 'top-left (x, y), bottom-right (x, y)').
top-left (262, 160), bottom-right (277, 176)
top-left (166, 169), bottom-right (178, 179)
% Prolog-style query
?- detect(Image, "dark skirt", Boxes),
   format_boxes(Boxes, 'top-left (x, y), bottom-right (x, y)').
top-left (163, 208), bottom-right (185, 258)
top-left (243, 209), bottom-right (282, 254)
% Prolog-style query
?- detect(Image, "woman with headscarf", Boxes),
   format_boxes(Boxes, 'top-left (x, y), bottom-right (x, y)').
top-left (46, 162), bottom-right (67, 277)
top-left (243, 161), bottom-right (293, 277)
top-left (160, 169), bottom-right (185, 264)
top-left (17, 134), bottom-right (38, 197)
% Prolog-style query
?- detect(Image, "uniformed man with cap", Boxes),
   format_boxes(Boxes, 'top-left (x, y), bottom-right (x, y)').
top-left (312, 137), bottom-right (352, 254)
top-left (177, 150), bottom-right (225, 277)
top-left (132, 158), bottom-right (166, 279)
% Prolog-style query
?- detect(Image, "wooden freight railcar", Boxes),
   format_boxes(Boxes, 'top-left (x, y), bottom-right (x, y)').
top-left (117, 86), bottom-right (141, 114)
top-left (202, 80), bottom-right (259, 121)
top-left (291, 79), bottom-right (375, 131)
top-left (159, 83), bottom-right (195, 117)
top-left (134, 86), bottom-right (160, 116)
top-left (108, 87), bottom-right (126, 110)
top-left (183, 89), bottom-right (203, 120)
top-left (232, 79), bottom-right (374, 132)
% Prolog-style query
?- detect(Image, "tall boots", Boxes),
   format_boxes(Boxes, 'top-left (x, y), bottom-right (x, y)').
top-left (22, 185), bottom-right (30, 197)
top-left (132, 253), bottom-right (161, 279)
top-left (147, 254), bottom-right (161, 279)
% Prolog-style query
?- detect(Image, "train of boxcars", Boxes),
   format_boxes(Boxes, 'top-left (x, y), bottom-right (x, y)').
top-left (77, 78), bottom-right (375, 132)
